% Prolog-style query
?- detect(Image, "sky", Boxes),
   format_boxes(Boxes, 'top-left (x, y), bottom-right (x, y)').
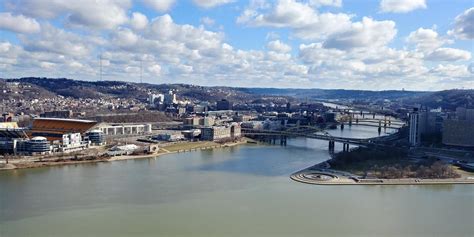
top-left (0, 0), bottom-right (473, 91)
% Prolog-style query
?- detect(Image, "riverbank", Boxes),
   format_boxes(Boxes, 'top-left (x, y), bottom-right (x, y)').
top-left (291, 161), bottom-right (474, 185)
top-left (0, 139), bottom-right (251, 171)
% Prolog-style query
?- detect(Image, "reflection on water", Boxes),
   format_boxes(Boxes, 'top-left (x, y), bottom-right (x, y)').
top-left (1, 125), bottom-right (473, 237)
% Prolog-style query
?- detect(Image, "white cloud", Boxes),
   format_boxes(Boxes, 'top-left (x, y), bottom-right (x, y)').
top-left (448, 7), bottom-right (474, 40)
top-left (237, 0), bottom-right (352, 40)
top-left (192, 0), bottom-right (236, 8)
top-left (425, 48), bottom-right (471, 61)
top-left (380, 0), bottom-right (426, 13)
top-left (147, 64), bottom-right (162, 74)
top-left (143, 0), bottom-right (176, 12)
top-left (323, 17), bottom-right (397, 50)
top-left (0, 12), bottom-right (41, 34)
top-left (309, 0), bottom-right (342, 7)
top-left (406, 27), bottom-right (451, 52)
top-left (430, 64), bottom-right (472, 78)
top-left (267, 40), bottom-right (291, 53)
top-left (7, 0), bottom-right (131, 29)
top-left (112, 28), bottom-right (139, 48)
top-left (130, 12), bottom-right (148, 30)
top-left (20, 24), bottom-right (97, 58)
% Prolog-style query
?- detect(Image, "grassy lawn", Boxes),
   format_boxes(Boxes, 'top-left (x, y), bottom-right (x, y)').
top-left (161, 141), bottom-right (220, 152)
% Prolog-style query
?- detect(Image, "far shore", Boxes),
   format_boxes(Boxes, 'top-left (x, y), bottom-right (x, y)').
top-left (0, 139), bottom-right (251, 171)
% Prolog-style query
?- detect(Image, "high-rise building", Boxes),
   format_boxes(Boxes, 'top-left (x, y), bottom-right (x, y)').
top-left (409, 108), bottom-right (426, 146)
top-left (442, 107), bottom-right (474, 147)
top-left (216, 99), bottom-right (233, 111)
top-left (164, 90), bottom-right (177, 105)
top-left (149, 94), bottom-right (164, 105)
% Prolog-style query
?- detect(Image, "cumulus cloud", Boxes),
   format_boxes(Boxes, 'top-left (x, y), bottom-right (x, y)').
top-left (237, 0), bottom-right (352, 40)
top-left (425, 48), bottom-right (471, 61)
top-left (130, 12), bottom-right (148, 30)
top-left (380, 0), bottom-right (426, 13)
top-left (323, 17), bottom-right (397, 50)
top-left (309, 0), bottom-right (342, 7)
top-left (0, 12), bottom-right (40, 33)
top-left (20, 24), bottom-right (97, 57)
top-left (430, 64), bottom-right (472, 78)
top-left (147, 64), bottom-right (162, 74)
top-left (407, 27), bottom-right (471, 61)
top-left (193, 0), bottom-right (236, 8)
top-left (267, 40), bottom-right (292, 53)
top-left (448, 7), bottom-right (474, 40)
top-left (407, 27), bottom-right (451, 52)
top-left (6, 0), bottom-right (131, 29)
top-left (143, 0), bottom-right (176, 12)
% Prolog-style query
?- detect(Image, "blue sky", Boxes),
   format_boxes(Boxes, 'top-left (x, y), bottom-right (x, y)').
top-left (0, 0), bottom-right (473, 90)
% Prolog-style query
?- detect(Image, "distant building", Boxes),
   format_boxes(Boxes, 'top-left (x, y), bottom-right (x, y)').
top-left (442, 107), bottom-right (474, 147)
top-left (324, 112), bottom-right (336, 123)
top-left (183, 117), bottom-right (200, 126)
top-left (164, 90), bottom-right (177, 105)
top-left (98, 123), bottom-right (152, 136)
top-left (31, 118), bottom-right (98, 141)
top-left (85, 130), bottom-right (106, 145)
top-left (199, 117), bottom-right (215, 126)
top-left (216, 99), bottom-right (233, 111)
top-left (409, 108), bottom-right (426, 146)
top-left (149, 94), bottom-right (164, 105)
top-left (200, 124), bottom-right (241, 141)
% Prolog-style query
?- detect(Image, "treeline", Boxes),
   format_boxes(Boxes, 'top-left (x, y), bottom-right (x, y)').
top-left (368, 162), bottom-right (460, 179)
top-left (329, 148), bottom-right (460, 179)
top-left (329, 148), bottom-right (407, 167)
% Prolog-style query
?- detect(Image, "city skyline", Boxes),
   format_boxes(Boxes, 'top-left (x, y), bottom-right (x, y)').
top-left (0, 0), bottom-right (473, 90)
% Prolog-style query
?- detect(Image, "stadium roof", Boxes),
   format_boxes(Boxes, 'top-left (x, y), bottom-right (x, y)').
top-left (31, 118), bottom-right (98, 140)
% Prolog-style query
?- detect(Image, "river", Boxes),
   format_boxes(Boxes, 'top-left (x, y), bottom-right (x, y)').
top-left (1, 125), bottom-right (473, 237)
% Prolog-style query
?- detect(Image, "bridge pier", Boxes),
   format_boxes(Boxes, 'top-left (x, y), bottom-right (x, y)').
top-left (280, 136), bottom-right (287, 146)
top-left (342, 143), bottom-right (349, 152)
top-left (328, 140), bottom-right (335, 152)
top-left (340, 123), bottom-right (344, 130)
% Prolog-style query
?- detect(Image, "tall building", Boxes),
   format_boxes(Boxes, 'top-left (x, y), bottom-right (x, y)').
top-left (442, 107), bottom-right (474, 147)
top-left (164, 90), bottom-right (177, 105)
top-left (409, 108), bottom-right (426, 146)
top-left (216, 99), bottom-right (233, 111)
top-left (149, 94), bottom-right (164, 105)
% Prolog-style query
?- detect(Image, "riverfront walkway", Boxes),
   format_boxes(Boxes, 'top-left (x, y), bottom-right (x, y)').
top-left (290, 163), bottom-right (474, 185)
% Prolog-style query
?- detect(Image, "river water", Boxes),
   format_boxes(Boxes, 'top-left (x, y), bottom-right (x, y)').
top-left (1, 125), bottom-right (473, 237)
